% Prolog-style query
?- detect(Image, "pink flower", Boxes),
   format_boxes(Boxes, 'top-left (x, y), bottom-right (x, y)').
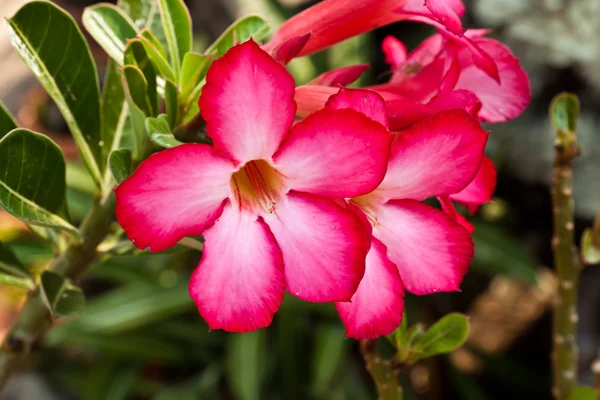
top-left (324, 88), bottom-right (489, 339)
top-left (114, 40), bottom-right (392, 333)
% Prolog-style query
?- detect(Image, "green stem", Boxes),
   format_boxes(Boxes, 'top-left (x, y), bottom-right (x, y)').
top-left (551, 118), bottom-right (581, 400)
top-left (0, 193), bottom-right (116, 388)
top-left (360, 340), bottom-right (403, 400)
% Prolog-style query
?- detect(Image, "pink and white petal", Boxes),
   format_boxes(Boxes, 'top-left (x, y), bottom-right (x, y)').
top-left (335, 239), bottom-right (404, 339)
top-left (426, 89), bottom-right (482, 117)
top-left (450, 155), bottom-right (497, 206)
top-left (455, 37), bottom-right (531, 122)
top-left (326, 87), bottom-right (389, 129)
top-left (189, 204), bottom-right (285, 332)
top-left (373, 199), bottom-right (473, 294)
top-left (438, 195), bottom-right (475, 234)
top-left (387, 97), bottom-right (435, 130)
top-left (263, 192), bottom-right (370, 302)
top-left (273, 108), bottom-right (391, 198)
top-left (308, 64), bottom-right (370, 87)
top-left (377, 110), bottom-right (488, 201)
top-left (425, 0), bottom-right (465, 35)
top-left (383, 36), bottom-right (407, 70)
top-left (199, 40), bottom-right (296, 163)
top-left (115, 144), bottom-right (234, 252)
top-left (294, 85), bottom-right (338, 118)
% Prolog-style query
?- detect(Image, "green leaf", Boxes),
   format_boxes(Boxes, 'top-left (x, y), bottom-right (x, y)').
top-left (165, 79), bottom-right (179, 127)
top-left (227, 330), bottom-right (267, 400)
top-left (0, 241), bottom-right (34, 289)
top-left (312, 325), bottom-right (347, 398)
top-left (411, 313), bottom-right (469, 361)
top-left (108, 149), bottom-right (132, 184)
top-left (206, 15), bottom-right (270, 58)
top-left (8, 1), bottom-right (103, 185)
top-left (158, 0), bottom-right (192, 77)
top-left (40, 270), bottom-right (85, 318)
top-left (138, 30), bottom-right (175, 83)
top-left (120, 65), bottom-right (150, 159)
top-left (471, 221), bottom-right (538, 284)
top-left (146, 114), bottom-right (183, 148)
top-left (581, 229), bottom-right (600, 264)
top-left (550, 92), bottom-right (580, 133)
top-left (140, 29), bottom-right (168, 60)
top-left (82, 3), bottom-right (138, 65)
top-left (0, 101), bottom-right (17, 139)
top-left (0, 129), bottom-right (79, 236)
top-left (179, 52), bottom-right (210, 103)
top-left (118, 0), bottom-right (167, 52)
top-left (100, 61), bottom-right (129, 161)
top-left (568, 387), bottom-right (598, 400)
top-left (124, 40), bottom-right (158, 115)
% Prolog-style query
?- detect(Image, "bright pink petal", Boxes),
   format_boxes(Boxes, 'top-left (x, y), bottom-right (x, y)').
top-left (438, 195), bottom-right (475, 234)
top-left (377, 110), bottom-right (488, 201)
top-left (425, 0), bottom-right (465, 35)
top-left (426, 89), bottom-right (482, 117)
top-left (455, 37), bottom-right (531, 122)
top-left (270, 33), bottom-right (311, 64)
top-left (294, 85), bottom-right (338, 118)
top-left (115, 145), bottom-right (234, 252)
top-left (387, 97), bottom-right (434, 130)
top-left (189, 204), bottom-right (285, 332)
top-left (383, 36), bottom-right (407, 70)
top-left (373, 200), bottom-right (473, 294)
top-left (273, 108), bottom-right (391, 198)
top-left (265, 0), bottom-right (410, 59)
top-left (450, 155), bottom-right (497, 206)
top-left (200, 40), bottom-right (296, 163)
top-left (263, 192), bottom-right (369, 302)
top-left (325, 87), bottom-right (389, 129)
top-left (308, 64), bottom-right (370, 87)
top-left (335, 239), bottom-right (404, 339)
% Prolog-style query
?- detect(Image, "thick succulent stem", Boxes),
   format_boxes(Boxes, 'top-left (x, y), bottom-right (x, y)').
top-left (0, 193), bottom-right (116, 389)
top-left (360, 340), bottom-right (403, 400)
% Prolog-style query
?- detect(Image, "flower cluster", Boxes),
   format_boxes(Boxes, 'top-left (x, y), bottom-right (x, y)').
top-left (115, 0), bottom-right (530, 339)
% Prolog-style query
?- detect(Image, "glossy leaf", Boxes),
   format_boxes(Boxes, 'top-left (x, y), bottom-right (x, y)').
top-left (165, 79), bottom-right (179, 127)
top-left (8, 1), bottom-right (103, 185)
top-left (179, 52), bottom-right (210, 103)
top-left (550, 92), bottom-right (580, 133)
top-left (82, 3), bottom-right (138, 65)
top-left (158, 0), bottom-right (192, 77)
top-left (0, 129), bottom-right (79, 236)
top-left (471, 221), bottom-right (538, 284)
top-left (140, 29), bottom-right (168, 60)
top-left (206, 15), bottom-right (270, 58)
top-left (568, 387), bottom-right (598, 400)
top-left (124, 40), bottom-right (158, 115)
top-left (0, 101), bottom-right (17, 139)
top-left (139, 30), bottom-right (175, 83)
top-left (581, 229), bottom-right (600, 265)
top-left (119, 0), bottom-right (168, 53)
top-left (108, 149), bottom-right (132, 184)
top-left (0, 241), bottom-right (34, 289)
top-left (101, 61), bottom-right (129, 161)
top-left (227, 330), bottom-right (267, 400)
top-left (40, 271), bottom-right (85, 318)
top-left (411, 313), bottom-right (469, 361)
top-left (120, 65), bottom-right (150, 159)
top-left (146, 114), bottom-right (182, 148)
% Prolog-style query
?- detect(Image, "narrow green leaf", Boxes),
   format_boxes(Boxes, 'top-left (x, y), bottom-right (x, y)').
top-left (0, 101), bottom-right (17, 139)
top-left (120, 65), bottom-right (150, 159)
top-left (146, 114), bottom-right (182, 148)
top-left (40, 270), bottom-right (85, 318)
top-left (165, 79), bottom-right (179, 127)
top-left (118, 0), bottom-right (167, 52)
top-left (0, 129), bottom-right (79, 236)
top-left (101, 61), bottom-right (129, 161)
top-left (568, 387), bottom-right (598, 400)
top-left (158, 0), bottom-right (192, 77)
top-left (0, 241), bottom-right (34, 289)
top-left (227, 330), bottom-right (267, 400)
top-left (411, 313), bottom-right (469, 361)
top-left (138, 30), bottom-right (175, 83)
top-left (82, 3), bottom-right (138, 65)
top-left (154, 366), bottom-right (222, 400)
top-left (471, 221), bottom-right (538, 284)
top-left (550, 92), bottom-right (580, 133)
top-left (140, 28), bottom-right (168, 60)
top-left (108, 149), bottom-right (132, 184)
top-left (581, 229), bottom-right (600, 264)
top-left (8, 1), bottom-right (103, 185)
top-left (312, 326), bottom-right (347, 397)
top-left (206, 15), bottom-right (270, 58)
top-left (179, 52), bottom-right (210, 102)
top-left (124, 40), bottom-right (158, 115)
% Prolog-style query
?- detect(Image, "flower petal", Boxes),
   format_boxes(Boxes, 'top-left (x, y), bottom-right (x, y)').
top-left (450, 155), bottom-right (497, 207)
top-left (374, 200), bottom-right (473, 294)
top-left (335, 239), bottom-right (404, 339)
top-left (455, 37), bottom-right (531, 123)
top-left (325, 87), bottom-right (389, 129)
top-left (199, 40), bottom-right (296, 163)
top-left (377, 110), bottom-right (488, 201)
top-left (264, 192), bottom-right (369, 302)
top-left (308, 64), bottom-right (370, 87)
top-left (274, 108), bottom-right (391, 198)
top-left (438, 195), bottom-right (475, 234)
top-left (425, 0), bottom-right (465, 35)
top-left (115, 144), bottom-right (234, 252)
top-left (189, 204), bottom-right (285, 332)
top-left (382, 36), bottom-right (407, 70)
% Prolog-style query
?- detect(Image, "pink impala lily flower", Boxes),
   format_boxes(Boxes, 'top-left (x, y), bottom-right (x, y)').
top-left (324, 88), bottom-right (489, 339)
top-left (114, 40), bottom-right (392, 333)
